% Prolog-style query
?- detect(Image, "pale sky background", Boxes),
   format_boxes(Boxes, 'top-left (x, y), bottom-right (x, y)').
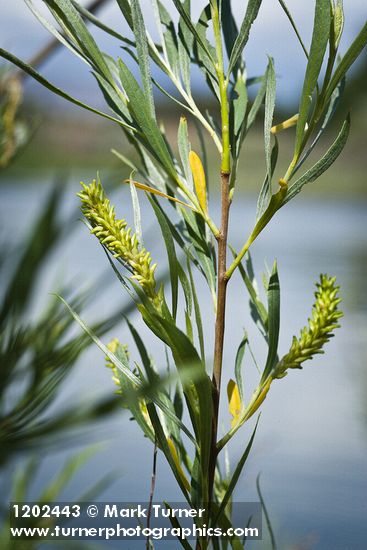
top-left (1, 0), bottom-right (366, 107)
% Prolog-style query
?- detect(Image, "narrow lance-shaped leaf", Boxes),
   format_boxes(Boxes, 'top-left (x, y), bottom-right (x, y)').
top-left (58, 295), bottom-right (196, 445)
top-left (131, 0), bottom-right (156, 119)
top-left (228, 0), bottom-right (263, 76)
top-left (234, 332), bottom-right (248, 402)
top-left (189, 151), bottom-right (208, 213)
top-left (118, 58), bottom-right (177, 180)
top-left (277, 0), bottom-right (309, 58)
top-left (261, 263), bottom-right (280, 382)
top-left (294, 0), bottom-right (331, 157)
top-left (44, 0), bottom-right (114, 85)
top-left (264, 57), bottom-right (276, 190)
top-left (284, 114), bottom-right (350, 205)
top-left (227, 380), bottom-right (243, 428)
top-left (149, 196), bottom-right (179, 321)
top-left (324, 21), bottom-right (367, 105)
top-left (256, 137), bottom-right (279, 221)
top-left (214, 417), bottom-right (259, 526)
top-left (178, 117), bottom-right (194, 192)
top-left (171, 0), bottom-right (215, 66)
top-left (0, 49), bottom-right (135, 131)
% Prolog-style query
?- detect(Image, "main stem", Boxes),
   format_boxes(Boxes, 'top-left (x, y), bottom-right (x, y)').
top-left (208, 0), bottom-right (231, 506)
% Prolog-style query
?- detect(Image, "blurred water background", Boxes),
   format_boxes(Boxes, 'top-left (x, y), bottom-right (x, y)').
top-left (1, 1), bottom-right (367, 549)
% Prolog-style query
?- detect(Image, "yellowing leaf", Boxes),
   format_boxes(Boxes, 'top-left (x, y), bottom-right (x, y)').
top-left (227, 379), bottom-right (243, 428)
top-left (124, 180), bottom-right (197, 211)
top-left (189, 150), bottom-right (207, 213)
top-left (271, 113), bottom-right (299, 134)
top-left (167, 437), bottom-right (191, 492)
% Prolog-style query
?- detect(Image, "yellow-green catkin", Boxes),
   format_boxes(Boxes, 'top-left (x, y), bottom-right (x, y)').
top-left (274, 275), bottom-right (343, 379)
top-left (77, 178), bottom-right (158, 301)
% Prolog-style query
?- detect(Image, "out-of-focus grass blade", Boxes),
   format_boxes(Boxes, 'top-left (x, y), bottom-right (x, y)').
top-left (58, 296), bottom-right (196, 445)
top-left (294, 0), bottom-right (331, 157)
top-left (256, 474), bottom-right (277, 550)
top-left (261, 263), bottom-right (280, 382)
top-left (228, 0), bottom-right (262, 76)
top-left (38, 448), bottom-right (96, 502)
top-left (284, 114), bottom-right (350, 204)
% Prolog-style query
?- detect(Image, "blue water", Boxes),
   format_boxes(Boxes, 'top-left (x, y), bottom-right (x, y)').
top-left (1, 179), bottom-right (366, 549)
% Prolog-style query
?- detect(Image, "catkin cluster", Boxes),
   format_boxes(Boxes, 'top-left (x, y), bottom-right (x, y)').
top-left (78, 179), bottom-right (157, 300)
top-left (274, 275), bottom-right (343, 379)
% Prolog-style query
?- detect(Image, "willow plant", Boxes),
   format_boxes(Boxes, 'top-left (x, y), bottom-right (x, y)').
top-left (2, 0), bottom-right (366, 548)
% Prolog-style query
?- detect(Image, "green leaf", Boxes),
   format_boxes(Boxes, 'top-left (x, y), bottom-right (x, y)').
top-left (284, 114), bottom-right (350, 205)
top-left (178, 0), bottom-right (193, 91)
top-left (118, 58), bottom-right (177, 179)
top-left (234, 332), bottom-right (248, 403)
top-left (163, 503), bottom-right (194, 550)
top-left (171, 0), bottom-right (215, 65)
top-left (231, 249), bottom-right (268, 335)
top-left (261, 262), bottom-right (280, 382)
top-left (214, 418), bottom-right (259, 526)
top-left (70, 0), bottom-right (135, 46)
top-left (277, 0), bottom-right (309, 58)
top-left (221, 0), bottom-right (239, 72)
top-left (246, 72), bottom-right (267, 131)
top-left (58, 296), bottom-right (196, 445)
top-left (0, 49), bottom-right (135, 131)
top-left (116, 0), bottom-right (133, 28)
top-left (178, 116), bottom-right (194, 192)
top-left (256, 474), bottom-right (277, 550)
top-left (256, 137), bottom-right (279, 221)
top-left (147, 403), bottom-right (191, 501)
top-left (131, 0), bottom-right (156, 119)
top-left (228, 0), bottom-right (263, 76)
top-left (295, 0), bottom-right (331, 156)
top-left (264, 57), bottom-right (276, 188)
top-left (187, 260), bottom-right (205, 363)
top-left (294, 77), bottom-right (345, 173)
top-left (25, 0), bottom-right (88, 65)
top-left (44, 0), bottom-right (114, 85)
top-left (325, 21), bottom-right (367, 105)
top-left (149, 196), bottom-right (179, 320)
